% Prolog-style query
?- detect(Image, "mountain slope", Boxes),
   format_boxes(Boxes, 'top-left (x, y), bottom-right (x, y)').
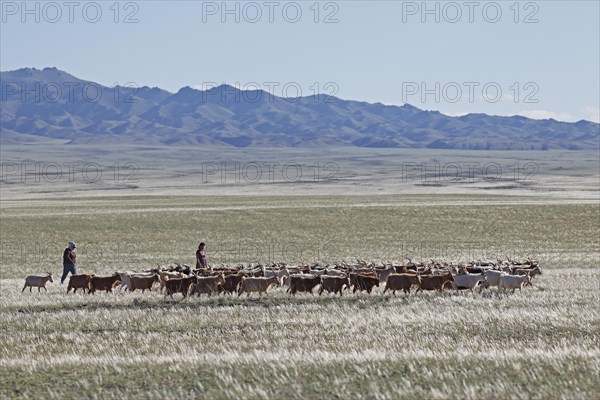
top-left (1, 67), bottom-right (598, 150)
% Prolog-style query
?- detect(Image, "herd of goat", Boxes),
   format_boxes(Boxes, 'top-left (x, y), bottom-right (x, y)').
top-left (21, 258), bottom-right (542, 299)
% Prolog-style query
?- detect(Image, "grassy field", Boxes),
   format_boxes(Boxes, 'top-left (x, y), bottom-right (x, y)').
top-left (1, 194), bottom-right (599, 274)
top-left (1, 145), bottom-right (599, 199)
top-left (0, 194), bottom-right (599, 399)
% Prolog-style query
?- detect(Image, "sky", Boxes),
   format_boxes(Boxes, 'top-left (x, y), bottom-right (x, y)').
top-left (1, 0), bottom-right (599, 122)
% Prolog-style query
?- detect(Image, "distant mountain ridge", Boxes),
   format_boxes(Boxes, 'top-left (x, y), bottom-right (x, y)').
top-left (1, 67), bottom-right (598, 150)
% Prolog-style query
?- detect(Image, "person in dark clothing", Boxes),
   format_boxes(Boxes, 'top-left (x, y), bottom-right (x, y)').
top-left (196, 242), bottom-right (207, 268)
top-left (61, 241), bottom-right (78, 284)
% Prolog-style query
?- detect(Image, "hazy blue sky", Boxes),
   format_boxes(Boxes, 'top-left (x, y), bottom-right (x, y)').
top-left (2, 1), bottom-right (599, 122)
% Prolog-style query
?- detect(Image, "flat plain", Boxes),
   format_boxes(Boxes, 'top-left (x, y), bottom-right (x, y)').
top-left (0, 146), bottom-right (598, 399)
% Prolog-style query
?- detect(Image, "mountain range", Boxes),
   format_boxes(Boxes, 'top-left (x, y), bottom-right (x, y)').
top-left (1, 67), bottom-right (598, 150)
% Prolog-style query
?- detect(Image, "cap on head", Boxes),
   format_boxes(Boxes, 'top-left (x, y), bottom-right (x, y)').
top-left (68, 241), bottom-right (76, 249)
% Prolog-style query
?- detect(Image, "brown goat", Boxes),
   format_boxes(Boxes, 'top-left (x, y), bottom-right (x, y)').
top-left (350, 273), bottom-right (379, 294)
top-left (89, 273), bottom-right (122, 294)
top-left (384, 273), bottom-right (422, 295)
top-left (238, 276), bottom-right (278, 297)
top-left (67, 274), bottom-right (94, 294)
top-left (129, 275), bottom-right (160, 293)
top-left (219, 273), bottom-right (244, 294)
top-left (164, 275), bottom-right (198, 300)
top-left (288, 275), bottom-right (321, 295)
top-left (416, 273), bottom-right (454, 292)
top-left (193, 274), bottom-right (225, 296)
top-left (319, 275), bottom-right (349, 296)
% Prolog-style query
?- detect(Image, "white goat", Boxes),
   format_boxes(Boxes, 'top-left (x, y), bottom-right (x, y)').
top-left (483, 270), bottom-right (509, 289)
top-left (22, 272), bottom-right (53, 292)
top-left (263, 268), bottom-right (290, 286)
top-left (453, 273), bottom-right (486, 293)
top-left (499, 274), bottom-right (531, 293)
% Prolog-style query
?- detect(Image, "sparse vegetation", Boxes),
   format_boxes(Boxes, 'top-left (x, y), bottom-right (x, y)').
top-left (1, 194), bottom-right (598, 398)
